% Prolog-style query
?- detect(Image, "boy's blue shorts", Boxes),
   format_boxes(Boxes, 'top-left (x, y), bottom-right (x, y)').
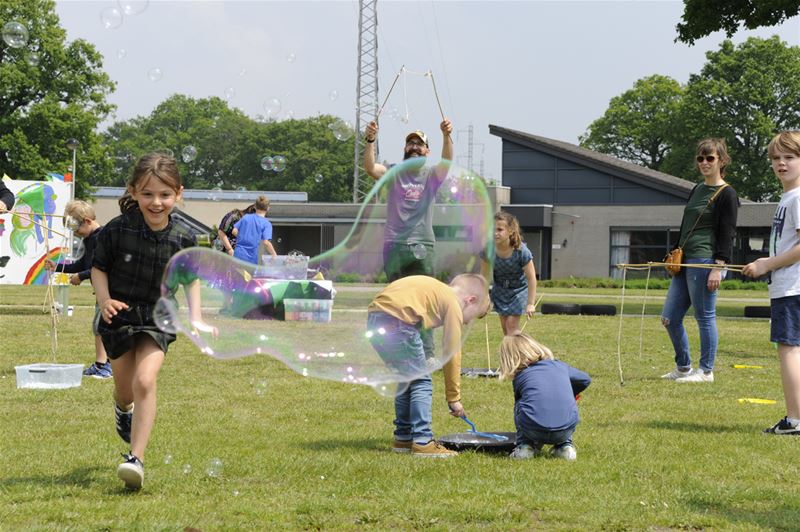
top-left (771, 295), bottom-right (800, 346)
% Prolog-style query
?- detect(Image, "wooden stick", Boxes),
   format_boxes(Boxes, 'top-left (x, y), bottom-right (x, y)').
top-left (616, 262), bottom-right (744, 272)
top-left (12, 212), bottom-right (69, 238)
top-left (638, 265), bottom-right (652, 360)
top-left (484, 319), bottom-right (492, 370)
top-left (427, 70), bottom-right (446, 122)
top-left (615, 266), bottom-right (627, 386)
top-left (7, 209), bottom-right (67, 218)
top-left (374, 65), bottom-right (404, 122)
top-left (519, 294), bottom-right (543, 333)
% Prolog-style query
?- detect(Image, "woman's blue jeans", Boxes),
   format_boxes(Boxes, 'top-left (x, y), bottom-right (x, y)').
top-left (367, 312), bottom-right (433, 444)
top-left (661, 258), bottom-right (720, 372)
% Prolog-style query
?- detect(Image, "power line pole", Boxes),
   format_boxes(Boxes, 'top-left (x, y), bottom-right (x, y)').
top-left (457, 124), bottom-right (485, 176)
top-left (353, 0), bottom-right (379, 203)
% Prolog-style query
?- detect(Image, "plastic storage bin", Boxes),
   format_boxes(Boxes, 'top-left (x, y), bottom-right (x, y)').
top-left (284, 299), bottom-right (333, 322)
top-left (256, 255), bottom-right (309, 280)
top-left (15, 363), bottom-right (83, 389)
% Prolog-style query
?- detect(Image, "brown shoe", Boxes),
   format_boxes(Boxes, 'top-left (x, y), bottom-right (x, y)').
top-left (411, 441), bottom-right (458, 458)
top-left (392, 440), bottom-right (413, 453)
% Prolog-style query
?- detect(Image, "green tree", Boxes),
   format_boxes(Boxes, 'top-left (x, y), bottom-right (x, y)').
top-left (679, 37), bottom-right (800, 200)
top-left (101, 94), bottom-right (355, 202)
top-left (580, 75), bottom-right (684, 169)
top-left (676, 0), bottom-right (800, 45)
top-left (582, 37), bottom-right (800, 201)
top-left (0, 0), bottom-right (115, 198)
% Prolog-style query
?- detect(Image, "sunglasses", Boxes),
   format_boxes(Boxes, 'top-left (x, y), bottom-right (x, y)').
top-left (696, 155), bottom-right (717, 163)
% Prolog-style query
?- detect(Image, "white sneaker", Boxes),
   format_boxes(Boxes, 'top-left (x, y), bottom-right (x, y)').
top-left (550, 444), bottom-right (577, 461)
top-left (661, 367), bottom-right (692, 380)
top-left (117, 453), bottom-right (144, 490)
top-left (510, 443), bottom-right (540, 459)
top-left (676, 370), bottom-right (714, 383)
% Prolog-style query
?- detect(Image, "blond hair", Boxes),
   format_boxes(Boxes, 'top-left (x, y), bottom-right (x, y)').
top-left (768, 131), bottom-right (800, 159)
top-left (450, 273), bottom-right (490, 316)
top-left (64, 200), bottom-right (95, 221)
top-left (255, 195), bottom-right (270, 211)
top-left (498, 333), bottom-right (554, 380)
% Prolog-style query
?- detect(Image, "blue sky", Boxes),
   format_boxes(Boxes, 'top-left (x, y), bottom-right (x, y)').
top-left (55, 1), bottom-right (800, 183)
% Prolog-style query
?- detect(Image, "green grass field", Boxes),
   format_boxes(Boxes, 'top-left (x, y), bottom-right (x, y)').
top-left (2, 283), bottom-right (798, 530)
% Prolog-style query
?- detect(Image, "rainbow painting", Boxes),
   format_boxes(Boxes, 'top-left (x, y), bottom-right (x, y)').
top-left (24, 247), bottom-right (67, 285)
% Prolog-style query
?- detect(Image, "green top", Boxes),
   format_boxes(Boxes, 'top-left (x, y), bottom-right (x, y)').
top-left (679, 184), bottom-right (724, 259)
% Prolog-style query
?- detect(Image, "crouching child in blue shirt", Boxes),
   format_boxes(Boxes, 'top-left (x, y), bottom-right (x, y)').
top-left (498, 333), bottom-right (591, 461)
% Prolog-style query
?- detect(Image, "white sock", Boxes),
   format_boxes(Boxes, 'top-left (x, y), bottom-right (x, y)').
top-left (787, 417), bottom-right (800, 427)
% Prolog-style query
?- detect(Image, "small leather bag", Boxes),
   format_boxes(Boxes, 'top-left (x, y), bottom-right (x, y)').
top-left (664, 184), bottom-right (728, 276)
top-left (664, 247), bottom-right (684, 275)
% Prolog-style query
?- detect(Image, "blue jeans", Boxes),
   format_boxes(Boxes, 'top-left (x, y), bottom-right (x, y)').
top-left (661, 258), bottom-right (720, 372)
top-left (516, 422), bottom-right (576, 449)
top-left (367, 312), bottom-right (433, 444)
top-left (382, 242), bottom-right (436, 360)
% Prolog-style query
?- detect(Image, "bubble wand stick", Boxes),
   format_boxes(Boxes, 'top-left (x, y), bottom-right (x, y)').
top-left (12, 212), bottom-right (69, 238)
top-left (427, 70), bottom-right (452, 142)
top-left (8, 210), bottom-right (67, 218)
top-left (427, 70), bottom-right (446, 122)
top-left (374, 65), bottom-right (405, 121)
top-left (520, 294), bottom-right (543, 333)
top-left (484, 320), bottom-right (492, 371)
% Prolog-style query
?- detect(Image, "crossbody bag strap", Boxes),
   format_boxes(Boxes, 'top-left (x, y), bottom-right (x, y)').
top-left (678, 183), bottom-right (729, 248)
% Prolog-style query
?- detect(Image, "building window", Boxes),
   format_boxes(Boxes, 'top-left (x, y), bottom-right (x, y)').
top-left (732, 227), bottom-right (770, 280)
top-left (610, 228), bottom-right (679, 279)
top-left (434, 225), bottom-right (474, 241)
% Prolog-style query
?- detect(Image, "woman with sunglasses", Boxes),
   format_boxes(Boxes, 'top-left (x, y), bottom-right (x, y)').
top-left (660, 138), bottom-right (739, 383)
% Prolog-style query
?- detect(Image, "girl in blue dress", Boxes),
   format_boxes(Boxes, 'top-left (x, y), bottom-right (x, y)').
top-left (491, 212), bottom-right (537, 334)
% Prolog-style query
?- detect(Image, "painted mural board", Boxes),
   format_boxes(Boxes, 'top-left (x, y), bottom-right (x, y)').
top-left (0, 178), bottom-right (72, 285)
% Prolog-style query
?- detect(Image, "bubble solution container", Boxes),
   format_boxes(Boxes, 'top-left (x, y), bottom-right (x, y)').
top-left (256, 255), bottom-right (309, 280)
top-left (15, 363), bottom-right (83, 389)
top-left (284, 299), bottom-right (333, 322)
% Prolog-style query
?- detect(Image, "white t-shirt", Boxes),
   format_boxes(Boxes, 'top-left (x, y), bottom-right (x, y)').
top-left (769, 187), bottom-right (800, 299)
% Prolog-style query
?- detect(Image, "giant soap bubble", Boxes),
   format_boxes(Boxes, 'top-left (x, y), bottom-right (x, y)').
top-left (156, 159), bottom-right (493, 397)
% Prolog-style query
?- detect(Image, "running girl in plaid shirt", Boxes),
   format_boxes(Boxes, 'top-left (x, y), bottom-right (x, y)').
top-left (92, 152), bottom-right (210, 490)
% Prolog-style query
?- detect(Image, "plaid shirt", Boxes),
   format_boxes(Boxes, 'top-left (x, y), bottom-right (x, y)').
top-left (93, 209), bottom-right (196, 306)
top-left (218, 209), bottom-right (244, 249)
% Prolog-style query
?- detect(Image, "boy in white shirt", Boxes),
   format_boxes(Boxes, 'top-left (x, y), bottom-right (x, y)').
top-left (743, 131), bottom-right (800, 434)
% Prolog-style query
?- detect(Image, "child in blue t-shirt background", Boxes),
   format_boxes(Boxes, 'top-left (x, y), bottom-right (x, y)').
top-left (233, 195), bottom-right (277, 264)
top-left (498, 333), bottom-right (591, 461)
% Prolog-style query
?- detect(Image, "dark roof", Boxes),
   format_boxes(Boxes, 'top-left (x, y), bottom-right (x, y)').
top-left (172, 208), bottom-right (212, 236)
top-left (489, 125), bottom-right (696, 200)
top-left (92, 187), bottom-right (307, 202)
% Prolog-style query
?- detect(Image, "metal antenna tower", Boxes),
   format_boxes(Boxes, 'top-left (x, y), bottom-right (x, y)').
top-left (353, 0), bottom-right (379, 203)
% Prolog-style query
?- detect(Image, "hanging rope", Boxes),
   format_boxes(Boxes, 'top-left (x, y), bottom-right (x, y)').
top-left (614, 261), bottom-right (744, 383)
top-left (373, 66), bottom-right (449, 127)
